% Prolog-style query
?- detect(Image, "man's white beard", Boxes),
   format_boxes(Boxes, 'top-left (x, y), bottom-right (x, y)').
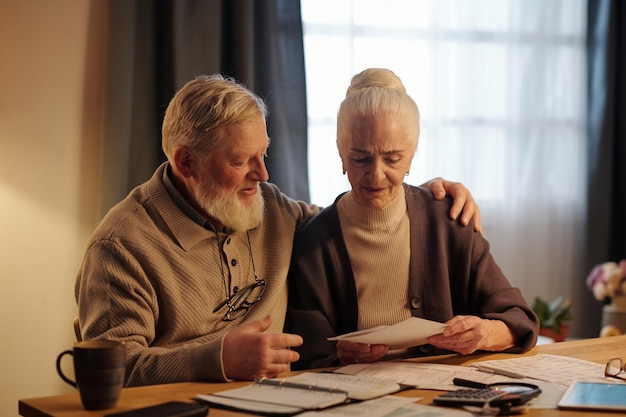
top-left (194, 178), bottom-right (265, 232)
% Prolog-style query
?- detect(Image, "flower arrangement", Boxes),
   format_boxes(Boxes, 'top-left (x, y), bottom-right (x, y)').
top-left (586, 260), bottom-right (626, 302)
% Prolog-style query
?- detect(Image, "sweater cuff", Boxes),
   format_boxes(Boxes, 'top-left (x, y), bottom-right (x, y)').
top-left (187, 336), bottom-right (231, 382)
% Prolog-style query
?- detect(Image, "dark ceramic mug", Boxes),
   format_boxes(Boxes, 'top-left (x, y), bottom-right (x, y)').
top-left (56, 339), bottom-right (125, 410)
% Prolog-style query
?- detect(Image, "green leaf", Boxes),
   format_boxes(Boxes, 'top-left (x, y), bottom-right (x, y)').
top-left (532, 295), bottom-right (572, 331)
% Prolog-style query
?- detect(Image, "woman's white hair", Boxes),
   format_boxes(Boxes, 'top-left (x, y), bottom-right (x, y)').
top-left (337, 68), bottom-right (420, 154)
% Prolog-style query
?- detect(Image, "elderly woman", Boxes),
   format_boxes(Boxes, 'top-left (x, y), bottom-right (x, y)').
top-left (286, 68), bottom-right (539, 370)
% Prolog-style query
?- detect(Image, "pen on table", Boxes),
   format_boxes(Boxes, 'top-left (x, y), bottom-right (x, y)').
top-left (453, 378), bottom-right (489, 389)
top-left (473, 365), bottom-right (525, 379)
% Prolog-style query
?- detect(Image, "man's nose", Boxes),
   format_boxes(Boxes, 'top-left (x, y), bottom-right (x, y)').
top-left (251, 156), bottom-right (269, 182)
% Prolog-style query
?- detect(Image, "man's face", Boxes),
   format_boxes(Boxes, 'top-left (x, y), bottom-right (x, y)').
top-left (193, 114), bottom-right (270, 232)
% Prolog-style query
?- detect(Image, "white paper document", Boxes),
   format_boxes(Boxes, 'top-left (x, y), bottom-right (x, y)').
top-left (334, 361), bottom-right (567, 409)
top-left (297, 396), bottom-right (474, 417)
top-left (468, 354), bottom-right (608, 387)
top-left (327, 317), bottom-right (446, 349)
top-left (297, 396), bottom-right (418, 417)
top-left (336, 361), bottom-right (507, 391)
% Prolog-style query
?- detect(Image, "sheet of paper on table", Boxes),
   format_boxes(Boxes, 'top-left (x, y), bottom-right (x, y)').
top-left (335, 361), bottom-right (507, 391)
top-left (468, 354), bottom-right (608, 387)
top-left (297, 395), bottom-right (474, 417)
top-left (327, 317), bottom-right (446, 349)
top-left (334, 361), bottom-right (567, 409)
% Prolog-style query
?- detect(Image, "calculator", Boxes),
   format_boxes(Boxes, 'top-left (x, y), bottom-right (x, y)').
top-left (433, 380), bottom-right (541, 409)
top-left (433, 388), bottom-right (507, 407)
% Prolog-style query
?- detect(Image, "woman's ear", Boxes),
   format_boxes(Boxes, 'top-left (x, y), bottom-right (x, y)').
top-left (172, 146), bottom-right (196, 179)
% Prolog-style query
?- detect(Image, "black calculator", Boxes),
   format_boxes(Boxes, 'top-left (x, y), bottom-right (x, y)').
top-left (433, 388), bottom-right (507, 407)
top-left (433, 379), bottom-right (541, 409)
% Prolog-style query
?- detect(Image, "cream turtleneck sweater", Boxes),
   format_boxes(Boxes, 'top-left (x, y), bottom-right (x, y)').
top-left (337, 187), bottom-right (412, 332)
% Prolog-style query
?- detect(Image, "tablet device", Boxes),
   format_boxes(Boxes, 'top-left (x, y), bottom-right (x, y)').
top-left (558, 381), bottom-right (626, 412)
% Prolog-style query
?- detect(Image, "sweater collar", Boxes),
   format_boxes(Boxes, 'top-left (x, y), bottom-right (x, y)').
top-left (161, 163), bottom-right (210, 229)
top-left (148, 163), bottom-right (214, 251)
top-left (338, 186), bottom-right (407, 230)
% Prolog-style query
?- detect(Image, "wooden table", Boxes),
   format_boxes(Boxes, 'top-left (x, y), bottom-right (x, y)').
top-left (19, 335), bottom-right (626, 417)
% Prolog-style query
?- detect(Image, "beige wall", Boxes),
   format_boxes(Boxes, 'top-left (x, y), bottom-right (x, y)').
top-left (0, 1), bottom-right (107, 415)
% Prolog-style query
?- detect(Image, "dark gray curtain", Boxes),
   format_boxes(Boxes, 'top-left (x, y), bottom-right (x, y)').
top-left (98, 0), bottom-right (309, 219)
top-left (583, 0), bottom-right (626, 336)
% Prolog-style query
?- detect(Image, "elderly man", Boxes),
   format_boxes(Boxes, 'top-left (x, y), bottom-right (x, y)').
top-left (75, 74), bottom-right (481, 386)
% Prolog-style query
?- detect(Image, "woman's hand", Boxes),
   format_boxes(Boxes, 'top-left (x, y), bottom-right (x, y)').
top-left (427, 315), bottom-right (515, 354)
top-left (336, 340), bottom-right (388, 365)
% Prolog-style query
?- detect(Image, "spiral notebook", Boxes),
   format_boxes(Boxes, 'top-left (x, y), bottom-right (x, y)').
top-left (195, 372), bottom-right (403, 416)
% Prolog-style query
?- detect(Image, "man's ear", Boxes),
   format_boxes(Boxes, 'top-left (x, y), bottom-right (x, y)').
top-left (172, 146), bottom-right (196, 179)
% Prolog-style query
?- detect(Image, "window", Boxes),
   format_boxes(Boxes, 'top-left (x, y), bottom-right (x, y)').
top-left (302, 0), bottom-right (587, 303)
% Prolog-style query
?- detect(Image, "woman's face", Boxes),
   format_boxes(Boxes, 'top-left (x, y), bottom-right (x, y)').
top-left (341, 112), bottom-right (417, 209)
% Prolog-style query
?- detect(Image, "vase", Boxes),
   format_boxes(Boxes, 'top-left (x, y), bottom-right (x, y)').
top-left (600, 295), bottom-right (626, 336)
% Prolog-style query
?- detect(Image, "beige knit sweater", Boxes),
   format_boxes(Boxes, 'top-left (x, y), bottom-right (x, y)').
top-left (337, 188), bottom-right (412, 331)
top-left (337, 188), bottom-right (413, 359)
top-left (75, 163), bottom-right (317, 386)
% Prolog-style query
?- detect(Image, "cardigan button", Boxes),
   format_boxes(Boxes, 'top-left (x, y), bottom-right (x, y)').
top-left (231, 259), bottom-right (237, 266)
top-left (410, 296), bottom-right (423, 309)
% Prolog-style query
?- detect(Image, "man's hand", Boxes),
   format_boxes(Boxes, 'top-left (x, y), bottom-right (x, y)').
top-left (427, 316), bottom-right (515, 355)
top-left (336, 340), bottom-right (388, 365)
top-left (424, 178), bottom-right (482, 234)
top-left (222, 316), bottom-right (303, 380)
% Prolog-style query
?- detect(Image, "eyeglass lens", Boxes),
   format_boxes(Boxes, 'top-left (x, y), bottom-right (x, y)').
top-left (230, 280), bottom-right (265, 307)
top-left (222, 280), bottom-right (266, 321)
top-left (605, 358), bottom-right (625, 377)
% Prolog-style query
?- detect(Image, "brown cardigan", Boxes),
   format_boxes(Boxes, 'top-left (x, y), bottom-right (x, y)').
top-left (286, 184), bottom-right (539, 370)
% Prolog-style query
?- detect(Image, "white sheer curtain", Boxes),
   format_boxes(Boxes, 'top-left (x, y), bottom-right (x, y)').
top-left (302, 0), bottom-right (587, 330)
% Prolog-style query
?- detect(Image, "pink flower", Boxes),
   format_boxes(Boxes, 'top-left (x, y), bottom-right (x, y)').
top-left (586, 260), bottom-right (626, 302)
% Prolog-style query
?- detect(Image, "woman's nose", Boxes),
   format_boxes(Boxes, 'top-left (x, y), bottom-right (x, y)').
top-left (370, 159), bottom-right (385, 181)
